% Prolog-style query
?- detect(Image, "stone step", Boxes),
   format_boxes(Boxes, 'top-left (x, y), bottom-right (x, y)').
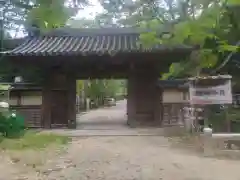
top-left (40, 128), bottom-right (164, 137)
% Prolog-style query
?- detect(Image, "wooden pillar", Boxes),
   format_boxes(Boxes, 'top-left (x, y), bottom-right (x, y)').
top-left (67, 76), bottom-right (76, 129)
top-left (127, 64), bottom-right (160, 127)
top-left (154, 87), bottom-right (162, 124)
top-left (42, 77), bottom-right (51, 128)
top-left (41, 69), bottom-right (76, 129)
top-left (127, 73), bottom-right (136, 124)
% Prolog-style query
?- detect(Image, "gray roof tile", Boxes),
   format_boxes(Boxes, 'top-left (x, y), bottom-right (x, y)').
top-left (4, 28), bottom-right (194, 56)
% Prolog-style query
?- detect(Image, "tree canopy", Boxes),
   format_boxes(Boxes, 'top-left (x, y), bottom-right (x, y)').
top-left (2, 0), bottom-right (240, 94)
top-left (135, 0), bottom-right (240, 78)
top-left (75, 0), bottom-right (240, 78)
top-left (1, 0), bottom-right (88, 36)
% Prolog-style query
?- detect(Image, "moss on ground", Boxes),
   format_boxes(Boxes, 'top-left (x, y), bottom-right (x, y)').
top-left (0, 130), bottom-right (70, 150)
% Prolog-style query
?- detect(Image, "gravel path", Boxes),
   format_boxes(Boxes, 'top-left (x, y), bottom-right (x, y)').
top-left (4, 136), bottom-right (238, 180)
top-left (2, 101), bottom-right (240, 179)
top-left (77, 100), bottom-right (128, 130)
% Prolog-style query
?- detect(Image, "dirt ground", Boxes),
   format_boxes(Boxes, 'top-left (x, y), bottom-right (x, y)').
top-left (2, 101), bottom-right (240, 180)
top-left (1, 136), bottom-right (240, 180)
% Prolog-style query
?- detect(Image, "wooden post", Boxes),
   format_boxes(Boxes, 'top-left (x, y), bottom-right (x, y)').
top-left (204, 105), bottom-right (209, 128)
top-left (127, 71), bottom-right (136, 125)
top-left (203, 127), bottom-right (214, 156)
top-left (67, 76), bottom-right (76, 129)
top-left (226, 105), bottom-right (231, 132)
top-left (86, 98), bottom-right (90, 111)
top-left (42, 78), bottom-right (51, 128)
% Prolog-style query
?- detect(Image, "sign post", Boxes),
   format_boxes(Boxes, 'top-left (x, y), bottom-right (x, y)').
top-left (188, 75), bottom-right (232, 132)
top-left (189, 75), bottom-right (232, 105)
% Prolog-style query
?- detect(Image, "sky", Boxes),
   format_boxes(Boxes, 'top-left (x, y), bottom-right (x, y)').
top-left (10, 0), bottom-right (103, 38)
top-left (76, 0), bottom-right (104, 19)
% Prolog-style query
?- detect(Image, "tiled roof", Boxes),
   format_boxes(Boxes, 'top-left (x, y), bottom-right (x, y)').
top-left (158, 79), bottom-right (189, 88)
top-left (3, 27), bottom-right (194, 56)
top-left (2, 38), bottom-right (25, 50)
top-left (0, 82), bottom-right (41, 90)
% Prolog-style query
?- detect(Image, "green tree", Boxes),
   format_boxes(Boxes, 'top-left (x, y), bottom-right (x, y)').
top-left (138, 0), bottom-right (240, 78)
top-left (96, 0), bottom-right (240, 78)
top-left (1, 0), bottom-right (88, 35)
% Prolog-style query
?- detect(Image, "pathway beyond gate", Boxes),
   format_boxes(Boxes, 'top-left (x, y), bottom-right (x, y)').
top-left (77, 99), bottom-right (128, 130)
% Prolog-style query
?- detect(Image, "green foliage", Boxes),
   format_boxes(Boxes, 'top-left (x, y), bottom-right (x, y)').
top-left (161, 63), bottom-right (186, 80)
top-left (77, 79), bottom-right (126, 103)
top-left (136, 0), bottom-right (240, 78)
top-left (139, 31), bottom-right (162, 48)
top-left (84, 79), bottom-right (124, 98)
top-left (0, 85), bottom-right (10, 91)
top-left (27, 0), bottom-right (69, 30)
top-left (228, 0), bottom-right (240, 5)
top-left (76, 80), bottom-right (84, 95)
top-left (208, 105), bottom-right (240, 132)
top-left (1, 0), bottom-right (88, 34)
top-left (0, 110), bottom-right (25, 138)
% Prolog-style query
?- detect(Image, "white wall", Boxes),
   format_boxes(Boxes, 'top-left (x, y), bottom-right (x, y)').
top-left (20, 92), bottom-right (42, 105)
top-left (162, 89), bottom-right (189, 103)
top-left (9, 96), bottom-right (18, 106)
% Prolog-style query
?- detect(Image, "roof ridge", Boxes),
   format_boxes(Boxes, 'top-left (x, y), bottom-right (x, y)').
top-left (41, 33), bottom-right (140, 38)
top-left (4, 31), bottom-right (194, 56)
top-left (41, 27), bottom-right (170, 37)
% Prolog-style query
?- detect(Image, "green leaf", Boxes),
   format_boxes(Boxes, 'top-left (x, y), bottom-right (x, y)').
top-left (148, 19), bottom-right (162, 30)
top-left (227, 0), bottom-right (240, 5)
top-left (218, 45), bottom-right (238, 52)
top-left (199, 50), bottom-right (218, 68)
top-left (0, 85), bottom-right (10, 91)
top-left (139, 32), bottom-right (160, 48)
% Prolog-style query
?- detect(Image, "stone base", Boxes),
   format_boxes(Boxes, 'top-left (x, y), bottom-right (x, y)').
top-left (68, 120), bottom-right (77, 129)
top-left (163, 125), bottom-right (186, 137)
top-left (127, 119), bottom-right (161, 128)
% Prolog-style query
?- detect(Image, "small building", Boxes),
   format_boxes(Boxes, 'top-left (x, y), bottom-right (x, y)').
top-left (0, 83), bottom-right (43, 128)
top-left (158, 80), bottom-right (190, 126)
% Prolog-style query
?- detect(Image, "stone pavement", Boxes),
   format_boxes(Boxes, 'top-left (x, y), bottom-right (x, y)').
top-left (76, 100), bottom-right (128, 130)
top-left (41, 100), bottom-right (165, 137)
top-left (41, 128), bottom-right (165, 137)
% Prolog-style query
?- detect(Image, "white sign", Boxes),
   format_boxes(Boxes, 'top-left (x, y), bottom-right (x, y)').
top-left (189, 79), bottom-right (232, 105)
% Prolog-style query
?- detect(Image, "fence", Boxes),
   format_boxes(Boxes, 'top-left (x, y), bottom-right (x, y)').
top-left (11, 105), bottom-right (42, 128)
top-left (161, 103), bottom-right (205, 130)
top-left (177, 104), bottom-right (240, 133)
top-left (161, 103), bottom-right (186, 126)
top-left (202, 130), bottom-right (240, 157)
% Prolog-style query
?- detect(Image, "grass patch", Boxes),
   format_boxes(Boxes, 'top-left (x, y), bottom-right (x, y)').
top-left (0, 131), bottom-right (70, 150)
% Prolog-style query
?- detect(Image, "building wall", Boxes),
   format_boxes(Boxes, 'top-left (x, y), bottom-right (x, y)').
top-left (9, 97), bottom-right (18, 106)
top-left (20, 92), bottom-right (42, 105)
top-left (161, 88), bottom-right (189, 126)
top-left (162, 89), bottom-right (189, 103)
top-left (9, 90), bottom-right (43, 128)
top-left (9, 91), bottom-right (42, 106)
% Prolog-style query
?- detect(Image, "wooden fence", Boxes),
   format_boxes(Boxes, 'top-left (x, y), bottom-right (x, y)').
top-left (11, 105), bottom-right (42, 128)
top-left (161, 103), bottom-right (204, 128)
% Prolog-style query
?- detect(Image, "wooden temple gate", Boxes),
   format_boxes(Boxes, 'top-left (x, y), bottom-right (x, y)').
top-left (3, 27), bottom-right (194, 128)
